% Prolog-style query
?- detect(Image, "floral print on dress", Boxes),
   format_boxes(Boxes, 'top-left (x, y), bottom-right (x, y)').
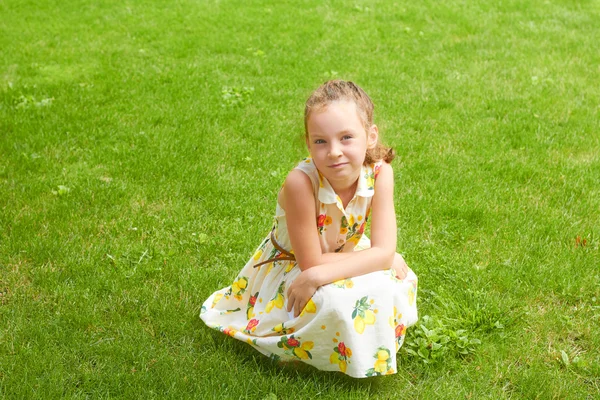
top-left (408, 279), bottom-right (418, 306)
top-left (365, 170), bottom-right (375, 190)
top-left (244, 318), bottom-right (259, 334)
top-left (230, 277), bottom-right (248, 301)
top-left (317, 214), bottom-right (333, 234)
top-left (332, 278), bottom-right (354, 289)
top-left (352, 296), bottom-right (377, 334)
top-left (330, 341), bottom-right (352, 373)
top-left (217, 325), bottom-right (237, 338)
top-left (277, 335), bottom-right (314, 360)
top-left (211, 293), bottom-right (224, 308)
top-left (389, 306), bottom-right (406, 351)
top-left (266, 281), bottom-right (285, 313)
top-left (365, 346), bottom-right (394, 376)
top-left (273, 322), bottom-right (295, 335)
top-left (299, 298), bottom-right (317, 317)
top-left (340, 214), bottom-right (367, 245)
top-left (246, 292), bottom-right (258, 319)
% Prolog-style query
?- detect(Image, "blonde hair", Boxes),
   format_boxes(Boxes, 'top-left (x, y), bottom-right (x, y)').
top-left (304, 80), bottom-right (395, 164)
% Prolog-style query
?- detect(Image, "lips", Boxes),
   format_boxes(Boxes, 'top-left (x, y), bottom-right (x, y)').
top-left (329, 162), bottom-right (348, 168)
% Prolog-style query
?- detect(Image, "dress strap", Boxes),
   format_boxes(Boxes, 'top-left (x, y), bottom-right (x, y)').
top-left (253, 229), bottom-right (296, 268)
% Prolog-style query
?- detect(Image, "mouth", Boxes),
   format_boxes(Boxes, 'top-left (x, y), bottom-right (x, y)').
top-left (329, 162), bottom-right (348, 168)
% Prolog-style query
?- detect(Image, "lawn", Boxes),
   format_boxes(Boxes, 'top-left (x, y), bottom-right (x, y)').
top-left (1, 0), bottom-right (599, 398)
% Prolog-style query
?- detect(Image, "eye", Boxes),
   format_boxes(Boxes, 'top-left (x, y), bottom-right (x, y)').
top-left (342, 134), bottom-right (353, 140)
top-left (314, 139), bottom-right (326, 144)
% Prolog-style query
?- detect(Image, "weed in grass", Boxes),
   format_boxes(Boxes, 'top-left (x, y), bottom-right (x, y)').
top-left (403, 315), bottom-right (481, 364)
top-left (51, 185), bottom-right (70, 196)
top-left (246, 48), bottom-right (266, 58)
top-left (221, 86), bottom-right (255, 107)
top-left (15, 94), bottom-right (54, 109)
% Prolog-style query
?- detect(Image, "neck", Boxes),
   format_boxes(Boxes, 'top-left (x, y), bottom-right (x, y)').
top-left (331, 178), bottom-right (359, 208)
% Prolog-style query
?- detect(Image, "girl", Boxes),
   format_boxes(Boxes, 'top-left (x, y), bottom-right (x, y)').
top-left (200, 80), bottom-right (418, 378)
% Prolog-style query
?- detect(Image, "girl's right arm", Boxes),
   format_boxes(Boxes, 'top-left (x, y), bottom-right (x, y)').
top-left (280, 169), bottom-right (324, 269)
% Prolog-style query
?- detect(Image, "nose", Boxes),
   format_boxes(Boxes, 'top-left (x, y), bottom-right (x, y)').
top-left (328, 143), bottom-right (342, 158)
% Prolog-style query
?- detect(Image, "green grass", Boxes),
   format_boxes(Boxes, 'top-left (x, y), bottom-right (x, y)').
top-left (1, 0), bottom-right (599, 398)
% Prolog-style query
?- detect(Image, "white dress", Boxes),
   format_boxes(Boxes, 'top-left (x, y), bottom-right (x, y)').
top-left (200, 158), bottom-right (418, 378)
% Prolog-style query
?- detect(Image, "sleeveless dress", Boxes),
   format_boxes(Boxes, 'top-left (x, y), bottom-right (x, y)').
top-left (200, 158), bottom-right (418, 378)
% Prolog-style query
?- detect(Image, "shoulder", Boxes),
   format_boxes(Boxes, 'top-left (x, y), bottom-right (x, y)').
top-left (290, 157), bottom-right (321, 193)
top-left (280, 168), bottom-right (317, 215)
top-left (373, 160), bottom-right (392, 179)
top-left (294, 157), bottom-right (317, 174)
top-left (375, 161), bottom-right (393, 177)
top-left (284, 168), bottom-right (313, 194)
top-left (373, 162), bottom-right (394, 192)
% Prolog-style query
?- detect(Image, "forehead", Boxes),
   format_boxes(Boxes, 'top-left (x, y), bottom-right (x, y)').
top-left (307, 101), bottom-right (365, 135)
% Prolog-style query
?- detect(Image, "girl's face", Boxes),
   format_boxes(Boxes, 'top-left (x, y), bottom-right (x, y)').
top-left (306, 100), bottom-right (378, 190)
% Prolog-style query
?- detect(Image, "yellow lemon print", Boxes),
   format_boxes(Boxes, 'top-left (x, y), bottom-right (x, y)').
top-left (293, 348), bottom-right (309, 359)
top-left (211, 293), bottom-right (223, 308)
top-left (265, 262), bottom-right (274, 274)
top-left (352, 296), bottom-right (377, 334)
top-left (354, 317), bottom-right (365, 334)
top-left (274, 293), bottom-right (284, 308)
top-left (408, 285), bottom-right (416, 306)
top-left (329, 353), bottom-right (338, 364)
top-left (377, 349), bottom-right (389, 361)
top-left (302, 341), bottom-right (314, 350)
top-left (299, 299), bottom-right (317, 317)
top-left (266, 293), bottom-right (284, 313)
top-left (333, 278), bottom-right (354, 289)
top-left (354, 310), bottom-right (376, 334)
top-left (374, 359), bottom-right (388, 374)
top-left (231, 277), bottom-right (248, 300)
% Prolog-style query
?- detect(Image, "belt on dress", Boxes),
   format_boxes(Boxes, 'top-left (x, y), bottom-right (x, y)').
top-left (253, 229), bottom-right (296, 268)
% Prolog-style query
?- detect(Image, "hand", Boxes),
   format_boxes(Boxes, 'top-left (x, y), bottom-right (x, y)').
top-left (286, 268), bottom-right (320, 318)
top-left (392, 253), bottom-right (408, 280)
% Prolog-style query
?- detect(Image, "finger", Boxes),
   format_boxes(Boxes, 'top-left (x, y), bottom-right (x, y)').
top-left (295, 298), bottom-right (302, 318)
top-left (286, 292), bottom-right (294, 312)
top-left (293, 298), bottom-right (299, 317)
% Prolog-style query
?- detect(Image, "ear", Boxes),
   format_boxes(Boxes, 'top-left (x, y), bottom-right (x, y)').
top-left (367, 125), bottom-right (379, 149)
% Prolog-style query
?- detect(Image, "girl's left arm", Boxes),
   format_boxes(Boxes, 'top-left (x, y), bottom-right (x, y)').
top-left (287, 162), bottom-right (397, 315)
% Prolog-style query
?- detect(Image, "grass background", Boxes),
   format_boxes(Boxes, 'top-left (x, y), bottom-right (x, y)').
top-left (1, 0), bottom-right (599, 398)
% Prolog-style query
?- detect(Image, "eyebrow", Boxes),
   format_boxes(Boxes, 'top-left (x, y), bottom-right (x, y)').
top-left (310, 129), bottom-right (356, 139)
